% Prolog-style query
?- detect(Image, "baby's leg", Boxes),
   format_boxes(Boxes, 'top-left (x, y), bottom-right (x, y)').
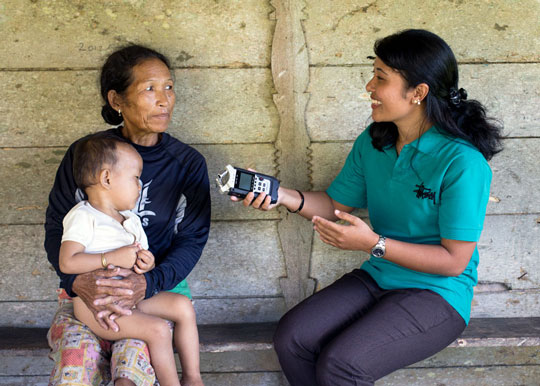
top-left (73, 297), bottom-right (180, 386)
top-left (137, 293), bottom-right (203, 386)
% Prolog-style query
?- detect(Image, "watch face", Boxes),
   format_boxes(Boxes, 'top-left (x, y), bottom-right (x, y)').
top-left (372, 248), bottom-right (384, 258)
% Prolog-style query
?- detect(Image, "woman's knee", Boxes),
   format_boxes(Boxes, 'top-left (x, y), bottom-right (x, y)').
top-left (273, 309), bottom-right (313, 358)
top-left (316, 344), bottom-right (372, 386)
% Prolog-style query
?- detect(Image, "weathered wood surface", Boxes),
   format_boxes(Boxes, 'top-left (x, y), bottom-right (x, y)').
top-left (4, 65), bottom-right (537, 147)
top-left (0, 373), bottom-right (288, 386)
top-left (0, 323), bottom-right (278, 352)
top-left (478, 214), bottom-right (540, 290)
top-left (1, 366), bottom-right (539, 386)
top-left (1, 220), bottom-right (288, 327)
top-left (306, 65), bottom-right (540, 141)
top-left (310, 139), bottom-right (540, 215)
top-left (310, 214), bottom-right (540, 291)
top-left (2, 319), bottom-right (539, 385)
top-left (0, 0), bottom-right (274, 69)
top-left (0, 144), bottom-right (280, 224)
top-left (303, 0), bottom-right (540, 65)
top-left (189, 221), bottom-right (286, 297)
top-left (1, 221), bottom-right (285, 301)
top-left (4, 286), bottom-right (540, 329)
top-left (0, 349), bottom-right (282, 377)
top-left (4, 336), bottom-right (540, 372)
top-left (1, 0), bottom-right (538, 344)
top-left (1, 215), bottom-right (537, 326)
top-left (2, 318), bottom-right (540, 353)
top-left (0, 297), bottom-right (287, 328)
top-left (471, 289), bottom-right (540, 319)
top-left (270, 0), bottom-right (316, 309)
top-left (0, 69), bottom-right (278, 147)
top-left (2, 366), bottom-right (538, 386)
top-left (381, 366), bottom-right (540, 386)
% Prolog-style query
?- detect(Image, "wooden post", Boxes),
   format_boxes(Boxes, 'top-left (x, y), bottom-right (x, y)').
top-left (271, 0), bottom-right (316, 309)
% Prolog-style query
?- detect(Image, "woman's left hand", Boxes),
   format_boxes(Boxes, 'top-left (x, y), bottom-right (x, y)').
top-left (77, 267), bottom-right (146, 331)
top-left (313, 210), bottom-right (378, 252)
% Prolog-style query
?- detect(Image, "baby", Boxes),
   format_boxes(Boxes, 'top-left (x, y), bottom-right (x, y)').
top-left (59, 132), bottom-right (203, 386)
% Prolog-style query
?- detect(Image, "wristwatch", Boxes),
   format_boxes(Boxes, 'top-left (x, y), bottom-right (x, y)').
top-left (371, 235), bottom-right (386, 258)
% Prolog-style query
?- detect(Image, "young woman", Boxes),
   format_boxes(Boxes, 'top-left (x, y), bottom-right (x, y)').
top-left (234, 29), bottom-right (503, 385)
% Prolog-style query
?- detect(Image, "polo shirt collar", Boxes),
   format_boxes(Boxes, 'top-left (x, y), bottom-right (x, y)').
top-left (383, 126), bottom-right (445, 156)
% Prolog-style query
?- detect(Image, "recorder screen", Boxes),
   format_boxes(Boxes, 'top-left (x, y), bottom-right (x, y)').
top-left (238, 172), bottom-right (253, 191)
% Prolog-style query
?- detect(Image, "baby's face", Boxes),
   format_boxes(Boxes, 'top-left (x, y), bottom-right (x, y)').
top-left (109, 145), bottom-right (143, 211)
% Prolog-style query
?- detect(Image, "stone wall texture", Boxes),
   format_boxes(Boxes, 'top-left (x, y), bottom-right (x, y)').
top-left (1, 0), bottom-right (539, 328)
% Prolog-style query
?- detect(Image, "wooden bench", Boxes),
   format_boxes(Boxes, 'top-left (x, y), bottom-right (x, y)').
top-left (1, 318), bottom-right (539, 385)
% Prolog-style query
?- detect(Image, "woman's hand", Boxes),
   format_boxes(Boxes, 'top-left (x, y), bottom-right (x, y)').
top-left (73, 267), bottom-right (146, 331)
top-left (229, 168), bottom-right (281, 211)
top-left (133, 249), bottom-right (155, 274)
top-left (313, 209), bottom-right (378, 252)
top-left (231, 190), bottom-right (279, 211)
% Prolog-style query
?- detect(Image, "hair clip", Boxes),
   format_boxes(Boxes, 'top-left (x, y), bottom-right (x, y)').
top-left (449, 87), bottom-right (467, 106)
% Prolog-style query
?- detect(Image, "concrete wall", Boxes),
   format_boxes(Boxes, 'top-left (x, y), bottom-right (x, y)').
top-left (0, 0), bottom-right (539, 328)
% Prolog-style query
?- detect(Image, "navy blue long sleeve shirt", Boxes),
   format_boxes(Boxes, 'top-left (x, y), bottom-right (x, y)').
top-left (44, 128), bottom-right (211, 299)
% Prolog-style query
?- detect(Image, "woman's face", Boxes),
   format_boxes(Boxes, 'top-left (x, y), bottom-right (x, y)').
top-left (365, 57), bottom-right (417, 126)
top-left (116, 58), bottom-right (176, 138)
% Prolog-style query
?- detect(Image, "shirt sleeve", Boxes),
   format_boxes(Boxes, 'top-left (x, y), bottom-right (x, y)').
top-left (439, 154), bottom-right (492, 241)
top-left (44, 142), bottom-right (81, 296)
top-left (61, 207), bottom-right (94, 247)
top-left (143, 155), bottom-right (211, 298)
top-left (326, 132), bottom-right (368, 208)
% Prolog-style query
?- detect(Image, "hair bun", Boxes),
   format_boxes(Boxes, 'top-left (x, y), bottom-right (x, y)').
top-left (101, 104), bottom-right (123, 125)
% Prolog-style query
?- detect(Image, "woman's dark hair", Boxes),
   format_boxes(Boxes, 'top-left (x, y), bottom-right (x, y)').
top-left (73, 131), bottom-right (129, 191)
top-left (369, 29), bottom-right (503, 160)
top-left (100, 45), bottom-right (172, 125)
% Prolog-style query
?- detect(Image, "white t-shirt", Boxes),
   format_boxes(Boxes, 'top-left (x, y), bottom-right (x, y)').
top-left (62, 201), bottom-right (149, 253)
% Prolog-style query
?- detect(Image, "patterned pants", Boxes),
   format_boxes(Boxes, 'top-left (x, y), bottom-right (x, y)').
top-left (47, 290), bottom-right (158, 386)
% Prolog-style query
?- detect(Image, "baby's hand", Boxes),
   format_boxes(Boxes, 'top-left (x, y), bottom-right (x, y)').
top-left (134, 249), bottom-right (155, 274)
top-left (107, 243), bottom-right (140, 269)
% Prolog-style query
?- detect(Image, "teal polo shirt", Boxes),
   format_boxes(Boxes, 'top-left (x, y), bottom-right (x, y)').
top-left (326, 126), bottom-right (492, 324)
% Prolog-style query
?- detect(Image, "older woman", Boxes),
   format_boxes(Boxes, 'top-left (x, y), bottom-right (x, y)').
top-left (45, 45), bottom-right (210, 386)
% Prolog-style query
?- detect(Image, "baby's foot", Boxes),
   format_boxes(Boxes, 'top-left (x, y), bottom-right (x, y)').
top-left (180, 375), bottom-right (204, 386)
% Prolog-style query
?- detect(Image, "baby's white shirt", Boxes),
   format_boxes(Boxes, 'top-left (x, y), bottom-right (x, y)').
top-left (62, 201), bottom-right (149, 253)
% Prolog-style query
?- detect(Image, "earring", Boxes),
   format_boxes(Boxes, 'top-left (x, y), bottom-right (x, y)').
top-left (118, 109), bottom-right (122, 116)
top-left (415, 100), bottom-right (421, 105)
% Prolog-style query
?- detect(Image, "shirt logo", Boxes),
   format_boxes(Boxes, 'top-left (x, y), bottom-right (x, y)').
top-left (134, 180), bottom-right (156, 226)
top-left (413, 182), bottom-right (437, 204)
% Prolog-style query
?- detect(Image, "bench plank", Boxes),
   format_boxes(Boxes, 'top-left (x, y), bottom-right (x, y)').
top-left (2, 318), bottom-right (540, 352)
top-left (2, 319), bottom-right (539, 385)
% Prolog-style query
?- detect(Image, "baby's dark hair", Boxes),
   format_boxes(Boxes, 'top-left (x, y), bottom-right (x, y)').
top-left (73, 132), bottom-right (130, 191)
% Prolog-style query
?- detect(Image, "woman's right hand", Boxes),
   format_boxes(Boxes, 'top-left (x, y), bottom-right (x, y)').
top-left (229, 167), bottom-right (281, 211)
top-left (231, 189), bottom-right (281, 211)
